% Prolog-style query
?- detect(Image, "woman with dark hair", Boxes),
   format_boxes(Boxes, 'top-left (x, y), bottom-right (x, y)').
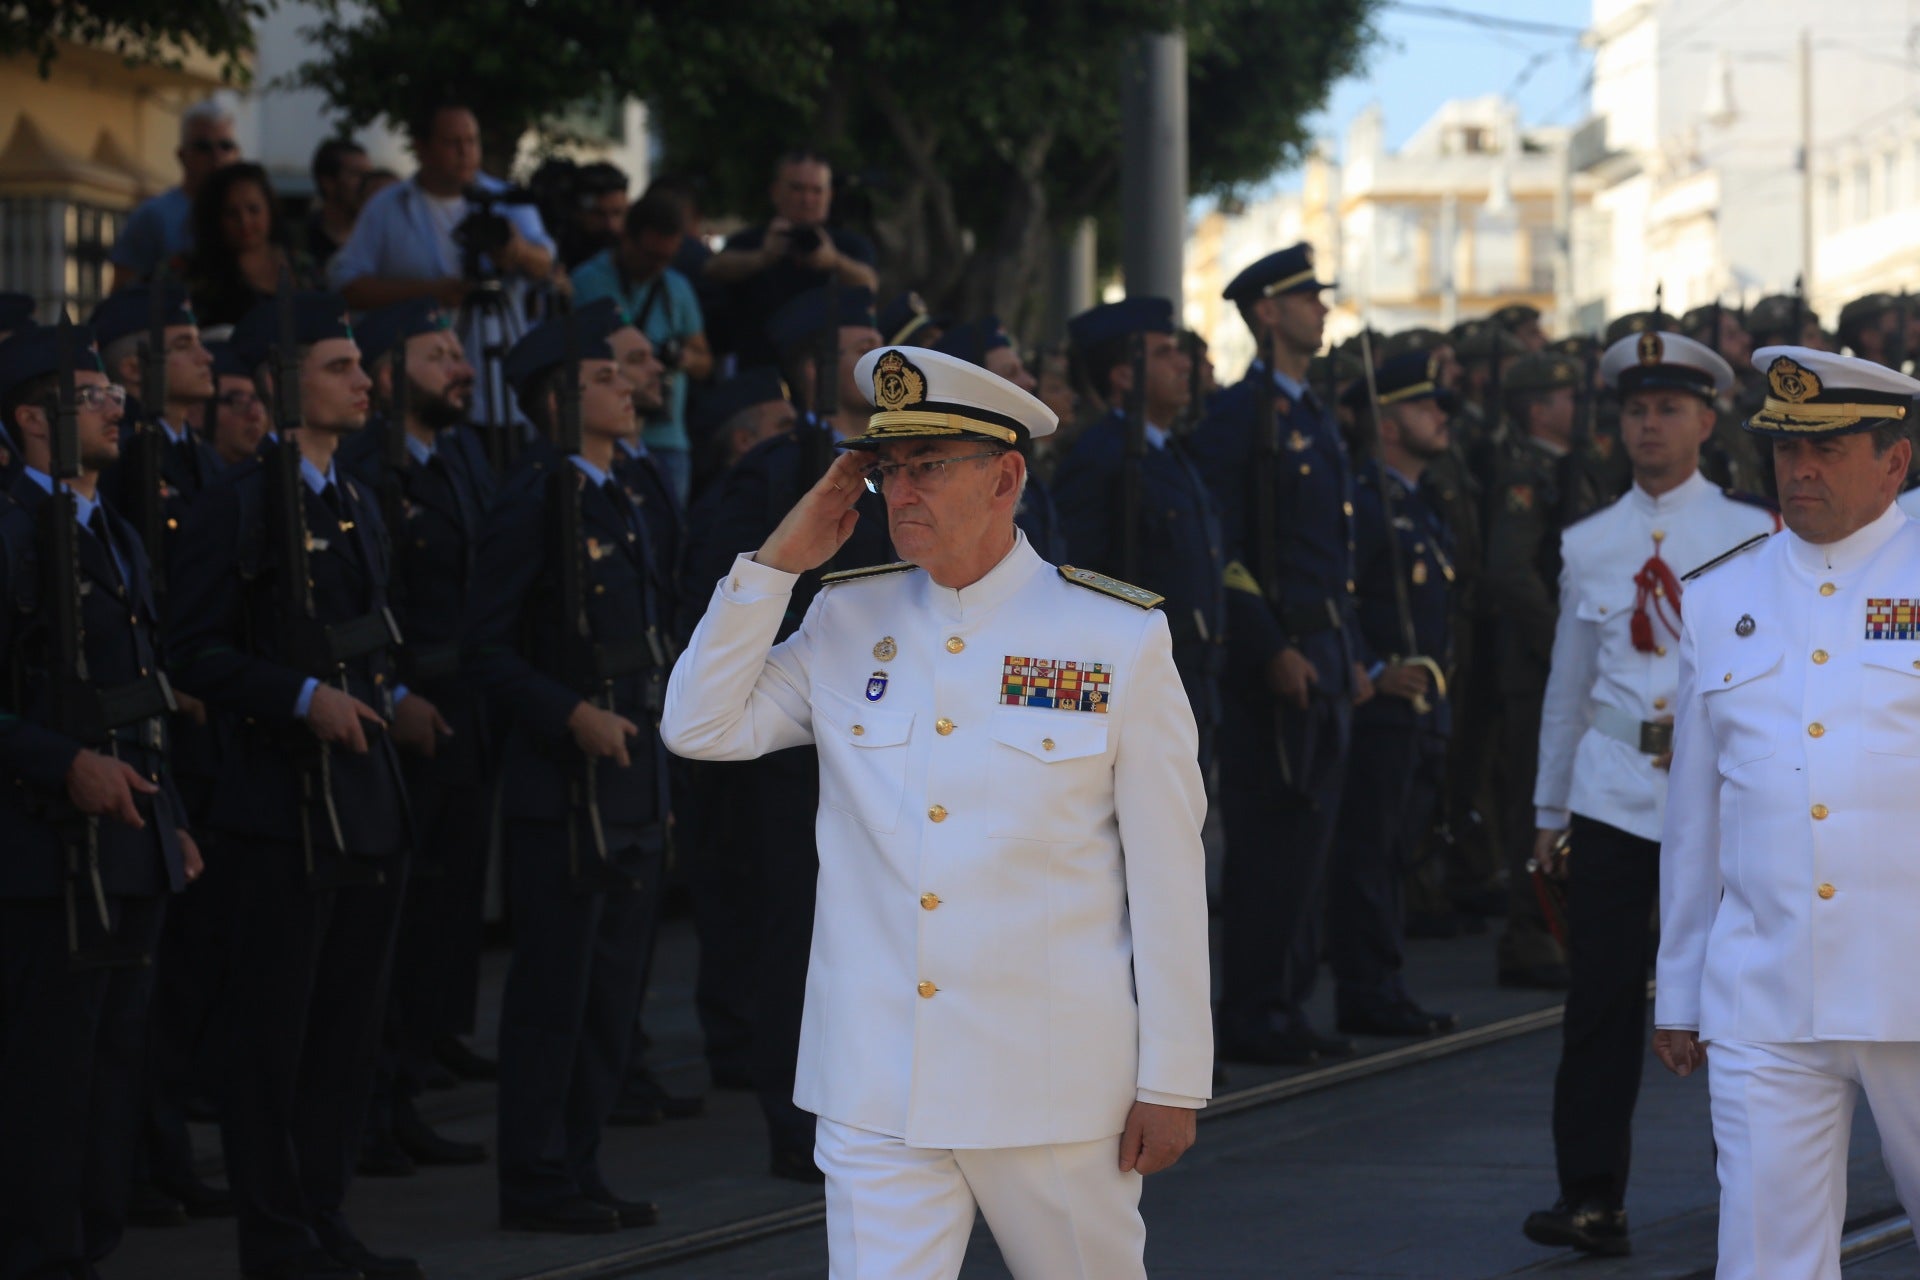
top-left (182, 161), bottom-right (316, 327)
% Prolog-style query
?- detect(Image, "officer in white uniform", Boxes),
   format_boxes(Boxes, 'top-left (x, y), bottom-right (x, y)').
top-left (1656, 346), bottom-right (1920, 1280)
top-left (662, 346), bottom-right (1213, 1280)
top-left (1523, 331), bottom-right (1779, 1258)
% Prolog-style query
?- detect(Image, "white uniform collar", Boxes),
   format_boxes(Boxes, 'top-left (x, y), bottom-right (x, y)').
top-left (1628, 469), bottom-right (1711, 516)
top-left (925, 528), bottom-right (1042, 624)
top-left (1785, 501), bottom-right (1908, 577)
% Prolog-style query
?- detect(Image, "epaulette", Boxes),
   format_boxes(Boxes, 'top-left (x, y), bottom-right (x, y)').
top-left (1058, 564), bottom-right (1164, 609)
top-left (820, 561), bottom-right (917, 586)
top-left (1721, 487), bottom-right (1781, 514)
top-left (1682, 531), bottom-right (1771, 581)
top-left (1221, 560), bottom-right (1263, 598)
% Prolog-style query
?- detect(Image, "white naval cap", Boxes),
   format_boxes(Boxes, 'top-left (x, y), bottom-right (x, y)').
top-left (1599, 329), bottom-right (1733, 399)
top-left (1745, 345), bottom-right (1920, 438)
top-left (842, 345), bottom-right (1057, 452)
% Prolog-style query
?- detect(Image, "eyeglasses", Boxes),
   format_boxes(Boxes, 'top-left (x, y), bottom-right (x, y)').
top-left (72, 385), bottom-right (128, 410)
top-left (863, 451), bottom-right (1005, 495)
top-left (188, 138), bottom-right (240, 155)
top-left (215, 391), bottom-right (263, 412)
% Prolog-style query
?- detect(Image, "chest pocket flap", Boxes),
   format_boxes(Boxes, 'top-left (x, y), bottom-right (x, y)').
top-left (988, 709), bottom-right (1109, 763)
top-left (1700, 642), bottom-right (1783, 693)
top-left (1573, 596), bottom-right (1629, 625)
top-left (1858, 641), bottom-right (1920, 757)
top-left (814, 683), bottom-right (914, 747)
top-left (1699, 642), bottom-right (1783, 774)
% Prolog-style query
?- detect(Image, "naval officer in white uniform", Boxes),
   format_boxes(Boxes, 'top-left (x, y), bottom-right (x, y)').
top-left (662, 345), bottom-right (1213, 1279)
top-left (1656, 346), bottom-right (1920, 1279)
top-left (1523, 331), bottom-right (1779, 1258)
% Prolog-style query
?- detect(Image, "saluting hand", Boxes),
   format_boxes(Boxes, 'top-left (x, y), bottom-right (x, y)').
top-left (569, 701), bottom-right (639, 768)
top-left (65, 750), bottom-right (158, 829)
top-left (306, 684), bottom-right (384, 755)
top-left (756, 451), bottom-right (868, 576)
top-left (1118, 1101), bottom-right (1196, 1176)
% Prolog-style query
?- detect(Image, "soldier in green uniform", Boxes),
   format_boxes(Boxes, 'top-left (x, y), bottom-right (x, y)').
top-left (1493, 302), bottom-right (1548, 352)
top-left (1679, 304), bottom-right (1770, 499)
top-left (1483, 350), bottom-right (1599, 988)
top-left (1837, 292), bottom-right (1906, 369)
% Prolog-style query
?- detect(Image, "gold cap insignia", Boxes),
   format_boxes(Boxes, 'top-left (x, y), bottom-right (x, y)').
top-left (1638, 331), bottom-right (1663, 365)
top-left (1768, 355), bottom-right (1822, 404)
top-left (1425, 352), bottom-right (1440, 381)
top-left (1303, 245), bottom-right (1315, 267)
top-left (871, 349), bottom-right (928, 412)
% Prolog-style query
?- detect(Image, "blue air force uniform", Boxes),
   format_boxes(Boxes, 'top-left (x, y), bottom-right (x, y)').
top-left (166, 296), bottom-right (414, 1275)
top-left (464, 318), bottom-right (672, 1223)
top-left (0, 326), bottom-right (187, 1278)
top-left (1187, 244), bottom-right (1362, 1058)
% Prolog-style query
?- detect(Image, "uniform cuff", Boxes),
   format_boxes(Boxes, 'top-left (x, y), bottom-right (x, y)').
top-left (1136, 1089), bottom-right (1206, 1110)
top-left (728, 552), bottom-right (801, 600)
top-left (1535, 807), bottom-right (1570, 831)
top-left (293, 678), bottom-right (319, 720)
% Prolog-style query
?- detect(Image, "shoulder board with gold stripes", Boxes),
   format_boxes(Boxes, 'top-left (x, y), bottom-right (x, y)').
top-left (1058, 565), bottom-right (1164, 609)
top-left (820, 561), bottom-right (918, 585)
top-left (1681, 532), bottom-right (1770, 582)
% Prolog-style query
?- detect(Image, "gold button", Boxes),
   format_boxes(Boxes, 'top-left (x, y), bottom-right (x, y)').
top-left (1343, 501), bottom-right (1354, 517)
top-left (1042, 738), bottom-right (1055, 752)
top-left (1655, 645), bottom-right (1668, 657)
top-left (1598, 606), bottom-right (1607, 615)
top-left (1820, 582), bottom-right (1836, 596)
top-left (1653, 697), bottom-right (1668, 711)
top-left (1818, 883), bottom-right (1836, 900)
top-left (167, 517), bottom-right (178, 530)
top-left (946, 636), bottom-right (965, 654)
top-left (1808, 723), bottom-right (1825, 738)
top-left (928, 805), bottom-right (947, 823)
top-left (935, 718), bottom-right (954, 736)
top-left (1652, 529), bottom-right (1666, 543)
top-left (1299, 463), bottom-right (1311, 475)
top-left (1654, 584), bottom-right (1665, 599)
top-left (1812, 803), bottom-right (1830, 820)
top-left (594, 584), bottom-right (606, 595)
top-left (917, 980), bottom-right (937, 998)
top-left (1723, 673), bottom-right (1732, 683)
top-left (920, 892), bottom-right (940, 910)
top-left (1346, 579), bottom-right (1357, 594)
top-left (851, 725), bottom-right (865, 736)
top-left (1813, 650), bottom-right (1829, 664)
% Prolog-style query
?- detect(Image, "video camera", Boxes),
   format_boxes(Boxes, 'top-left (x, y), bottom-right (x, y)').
top-left (453, 184), bottom-right (540, 265)
top-left (787, 224), bottom-right (824, 257)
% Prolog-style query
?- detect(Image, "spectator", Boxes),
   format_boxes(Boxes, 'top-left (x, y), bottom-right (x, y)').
top-left (111, 96), bottom-right (240, 291)
top-left (573, 186), bottom-right (713, 501)
top-left (306, 138), bottom-right (372, 271)
top-left (329, 103), bottom-right (556, 427)
top-left (703, 149), bottom-right (878, 365)
top-left (359, 167), bottom-right (400, 206)
top-left (184, 163), bottom-right (315, 329)
top-left (547, 160), bottom-right (628, 270)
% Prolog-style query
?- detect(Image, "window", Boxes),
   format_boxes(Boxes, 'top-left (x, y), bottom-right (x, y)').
top-left (0, 196), bottom-right (122, 318)
top-left (1855, 162), bottom-right (1872, 224)
top-left (1885, 152), bottom-right (1900, 214)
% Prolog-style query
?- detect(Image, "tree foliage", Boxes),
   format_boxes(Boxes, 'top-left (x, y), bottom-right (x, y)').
top-left (4, 0), bottom-right (267, 81)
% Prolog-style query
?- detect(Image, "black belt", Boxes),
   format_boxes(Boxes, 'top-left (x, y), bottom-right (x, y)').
top-left (402, 642), bottom-right (462, 684)
top-left (1282, 598), bottom-right (1343, 639)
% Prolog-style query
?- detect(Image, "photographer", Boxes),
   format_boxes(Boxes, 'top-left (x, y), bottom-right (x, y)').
top-left (573, 185), bottom-right (712, 502)
top-left (329, 103), bottom-right (555, 425)
top-left (533, 158), bottom-right (630, 271)
top-left (703, 149), bottom-right (877, 365)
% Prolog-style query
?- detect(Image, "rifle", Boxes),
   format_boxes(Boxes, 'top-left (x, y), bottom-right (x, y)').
top-left (120, 274), bottom-right (172, 601)
top-left (42, 315), bottom-right (174, 968)
top-left (546, 303), bottom-right (644, 894)
top-left (1118, 331), bottom-right (1147, 583)
top-left (1793, 274), bottom-right (1808, 347)
top-left (265, 273), bottom-right (396, 890)
top-left (1357, 327), bottom-right (1445, 716)
top-left (1250, 340), bottom-right (1295, 790)
top-left (1181, 330), bottom-right (1204, 433)
top-left (805, 289), bottom-right (840, 485)
top-left (1652, 281), bottom-right (1666, 330)
top-left (1892, 290), bottom-right (1911, 374)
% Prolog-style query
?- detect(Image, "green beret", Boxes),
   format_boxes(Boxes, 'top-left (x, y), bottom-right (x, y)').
top-left (1504, 352), bottom-right (1583, 394)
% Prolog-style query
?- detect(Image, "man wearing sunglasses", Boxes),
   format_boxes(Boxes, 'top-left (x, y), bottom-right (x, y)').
top-left (111, 98), bottom-right (242, 292)
top-left (665, 346), bottom-right (1212, 1280)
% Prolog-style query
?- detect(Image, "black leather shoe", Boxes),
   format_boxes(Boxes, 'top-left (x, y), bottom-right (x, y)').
top-left (1218, 1030), bottom-right (1319, 1067)
top-left (1419, 1003), bottom-right (1460, 1034)
top-left (356, 1133), bottom-right (416, 1178)
top-left (1500, 963), bottom-right (1571, 990)
top-left (1304, 1030), bottom-right (1358, 1058)
top-left (394, 1110), bottom-right (487, 1166)
top-left (1338, 1004), bottom-right (1443, 1037)
top-left (500, 1198), bottom-right (621, 1234)
top-left (1523, 1198), bottom-right (1630, 1256)
top-left (323, 1239), bottom-right (423, 1280)
top-left (155, 1174), bottom-right (234, 1218)
top-left (126, 1182), bottom-right (188, 1228)
top-left (769, 1149), bottom-right (825, 1184)
top-left (1404, 910), bottom-right (1461, 940)
top-left (432, 1034), bottom-right (497, 1081)
top-left (242, 1249), bottom-right (364, 1280)
top-left (587, 1194), bottom-right (661, 1228)
top-left (610, 1069), bottom-right (706, 1126)
top-left (708, 1065), bottom-right (754, 1091)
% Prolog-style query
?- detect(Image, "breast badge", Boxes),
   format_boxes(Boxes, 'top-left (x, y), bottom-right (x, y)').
top-left (865, 671), bottom-right (889, 702)
top-left (1735, 614), bottom-right (1755, 636)
top-left (1002, 656), bottom-right (1113, 713)
top-left (873, 636), bottom-right (897, 662)
top-left (1866, 599), bottom-right (1920, 640)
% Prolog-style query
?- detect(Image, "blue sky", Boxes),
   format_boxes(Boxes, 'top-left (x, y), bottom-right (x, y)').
top-left (1266, 0), bottom-right (1594, 190)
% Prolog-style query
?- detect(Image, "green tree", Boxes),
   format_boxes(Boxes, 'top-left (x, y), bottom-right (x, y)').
top-left (4, 0), bottom-right (268, 80)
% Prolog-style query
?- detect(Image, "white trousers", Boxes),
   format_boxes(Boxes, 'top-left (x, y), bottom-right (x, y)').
top-left (814, 1117), bottom-right (1147, 1280)
top-left (1707, 1039), bottom-right (1920, 1280)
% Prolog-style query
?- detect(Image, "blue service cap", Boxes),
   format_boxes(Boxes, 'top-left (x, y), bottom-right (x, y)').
top-left (766, 285), bottom-right (876, 357)
top-left (1223, 242), bottom-right (1334, 303)
top-left (88, 284), bottom-right (197, 348)
top-left (1066, 297), bottom-right (1174, 351)
top-left (503, 313), bottom-right (615, 394)
top-left (230, 292), bottom-right (356, 370)
top-left (697, 366), bottom-right (790, 433)
top-left (205, 341), bottom-right (254, 382)
top-left (354, 298), bottom-right (456, 367)
top-left (0, 323), bottom-right (104, 404)
top-left (877, 291), bottom-right (940, 345)
top-left (931, 316), bottom-right (1013, 370)
top-left (569, 297), bottom-right (632, 346)
top-left (1339, 350), bottom-right (1455, 412)
top-left (0, 293), bottom-right (36, 333)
